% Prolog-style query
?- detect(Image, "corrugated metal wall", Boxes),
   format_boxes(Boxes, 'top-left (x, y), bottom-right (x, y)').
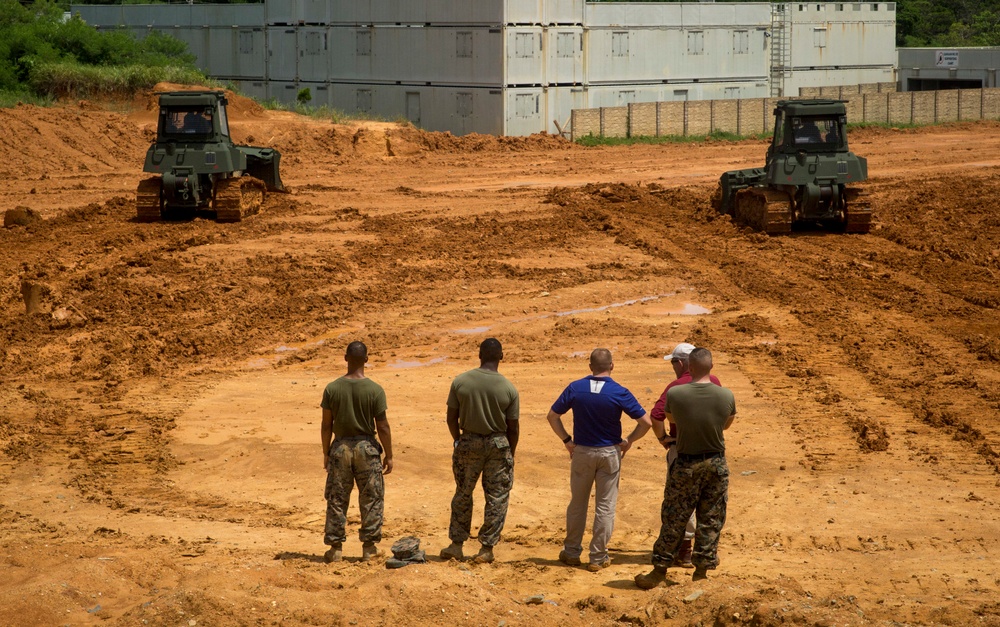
top-left (71, 1), bottom-right (896, 137)
top-left (782, 2), bottom-right (896, 96)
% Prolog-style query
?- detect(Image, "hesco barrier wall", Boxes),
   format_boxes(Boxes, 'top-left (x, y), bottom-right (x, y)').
top-left (571, 85), bottom-right (1000, 140)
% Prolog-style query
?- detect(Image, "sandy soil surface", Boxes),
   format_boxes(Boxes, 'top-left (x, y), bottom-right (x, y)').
top-left (2, 87), bottom-right (1000, 626)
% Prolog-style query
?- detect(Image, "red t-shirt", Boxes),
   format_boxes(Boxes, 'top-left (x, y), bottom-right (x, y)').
top-left (650, 371), bottom-right (722, 437)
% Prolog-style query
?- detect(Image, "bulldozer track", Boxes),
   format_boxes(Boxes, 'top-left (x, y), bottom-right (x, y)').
top-left (135, 177), bottom-right (163, 222)
top-left (214, 176), bottom-right (266, 222)
top-left (734, 187), bottom-right (792, 235)
top-left (843, 187), bottom-right (872, 234)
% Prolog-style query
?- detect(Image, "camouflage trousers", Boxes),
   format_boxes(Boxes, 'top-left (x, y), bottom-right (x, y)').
top-left (449, 432), bottom-right (514, 548)
top-left (651, 454), bottom-right (729, 570)
top-left (324, 436), bottom-right (384, 545)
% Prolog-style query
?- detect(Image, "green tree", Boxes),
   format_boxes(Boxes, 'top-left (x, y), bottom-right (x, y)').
top-left (0, 0), bottom-right (199, 94)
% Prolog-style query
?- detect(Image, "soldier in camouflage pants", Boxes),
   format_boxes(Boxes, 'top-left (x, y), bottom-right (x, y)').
top-left (441, 338), bottom-right (520, 564)
top-left (635, 347), bottom-right (736, 588)
top-left (320, 341), bottom-right (393, 563)
top-left (651, 454), bottom-right (728, 571)
top-left (324, 436), bottom-right (385, 546)
top-left (449, 433), bottom-right (514, 548)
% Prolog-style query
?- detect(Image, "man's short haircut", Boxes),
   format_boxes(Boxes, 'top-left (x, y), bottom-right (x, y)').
top-left (590, 348), bottom-right (613, 371)
top-left (688, 347), bottom-right (713, 370)
top-left (345, 341), bottom-right (368, 360)
top-left (479, 337), bottom-right (503, 362)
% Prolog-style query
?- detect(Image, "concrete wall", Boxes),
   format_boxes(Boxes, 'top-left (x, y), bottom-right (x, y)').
top-left (571, 86), bottom-right (1000, 140)
top-left (799, 82), bottom-right (897, 97)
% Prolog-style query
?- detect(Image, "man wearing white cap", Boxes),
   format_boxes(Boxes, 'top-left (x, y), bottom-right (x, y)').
top-left (636, 347), bottom-right (736, 588)
top-left (648, 343), bottom-right (721, 567)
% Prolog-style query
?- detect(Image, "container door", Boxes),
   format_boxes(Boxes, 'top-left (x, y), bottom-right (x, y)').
top-left (406, 92), bottom-right (421, 126)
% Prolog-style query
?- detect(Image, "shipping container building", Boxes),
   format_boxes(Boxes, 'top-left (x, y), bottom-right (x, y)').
top-left (72, 1), bottom-right (896, 136)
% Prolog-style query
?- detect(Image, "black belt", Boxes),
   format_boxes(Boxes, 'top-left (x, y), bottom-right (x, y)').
top-left (678, 451), bottom-right (724, 462)
top-left (462, 431), bottom-right (505, 438)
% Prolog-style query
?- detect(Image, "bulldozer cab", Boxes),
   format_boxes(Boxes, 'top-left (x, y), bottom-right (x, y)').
top-left (157, 94), bottom-right (230, 140)
top-left (769, 100), bottom-right (848, 156)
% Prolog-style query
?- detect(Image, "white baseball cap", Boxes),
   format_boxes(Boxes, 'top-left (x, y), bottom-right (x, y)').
top-left (665, 342), bottom-right (696, 361)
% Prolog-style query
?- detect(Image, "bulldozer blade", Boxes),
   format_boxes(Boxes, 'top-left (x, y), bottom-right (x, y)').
top-left (241, 147), bottom-right (286, 192)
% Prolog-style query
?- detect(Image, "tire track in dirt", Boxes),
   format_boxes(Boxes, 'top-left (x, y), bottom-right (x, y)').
top-left (549, 180), bottom-right (1000, 479)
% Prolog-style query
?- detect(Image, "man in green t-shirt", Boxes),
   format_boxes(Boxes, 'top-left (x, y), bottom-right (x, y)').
top-left (440, 338), bottom-right (520, 565)
top-left (320, 341), bottom-right (393, 563)
top-left (635, 347), bottom-right (736, 589)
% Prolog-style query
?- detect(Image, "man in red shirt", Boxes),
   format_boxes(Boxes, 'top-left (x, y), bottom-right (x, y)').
top-left (649, 343), bottom-right (721, 567)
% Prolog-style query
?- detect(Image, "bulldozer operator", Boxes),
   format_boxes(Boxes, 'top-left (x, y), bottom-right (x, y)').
top-left (165, 109), bottom-right (213, 134)
top-left (182, 109), bottom-right (213, 134)
top-left (793, 118), bottom-right (823, 144)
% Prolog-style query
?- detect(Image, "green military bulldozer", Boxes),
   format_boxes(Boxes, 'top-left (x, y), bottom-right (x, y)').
top-left (136, 90), bottom-right (285, 222)
top-left (713, 99), bottom-right (871, 234)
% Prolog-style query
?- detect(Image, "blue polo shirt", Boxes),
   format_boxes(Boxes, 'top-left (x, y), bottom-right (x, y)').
top-left (551, 376), bottom-right (646, 447)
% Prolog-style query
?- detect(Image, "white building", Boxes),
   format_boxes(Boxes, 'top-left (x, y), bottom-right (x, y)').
top-left (72, 1), bottom-right (896, 136)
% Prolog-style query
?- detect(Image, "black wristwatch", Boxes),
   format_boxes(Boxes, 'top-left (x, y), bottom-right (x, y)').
top-left (562, 435), bottom-right (572, 444)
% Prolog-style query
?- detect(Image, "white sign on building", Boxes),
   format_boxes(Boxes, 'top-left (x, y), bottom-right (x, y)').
top-left (935, 50), bottom-right (959, 68)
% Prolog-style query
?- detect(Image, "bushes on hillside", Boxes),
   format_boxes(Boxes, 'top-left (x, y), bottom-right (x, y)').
top-left (0, 0), bottom-right (202, 98)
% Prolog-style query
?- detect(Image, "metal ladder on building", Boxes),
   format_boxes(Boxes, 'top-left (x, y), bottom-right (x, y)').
top-left (769, 3), bottom-right (792, 98)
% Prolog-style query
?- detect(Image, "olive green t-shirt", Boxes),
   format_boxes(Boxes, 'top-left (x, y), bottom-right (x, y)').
top-left (666, 382), bottom-right (736, 455)
top-left (447, 368), bottom-right (519, 435)
top-left (320, 377), bottom-right (388, 439)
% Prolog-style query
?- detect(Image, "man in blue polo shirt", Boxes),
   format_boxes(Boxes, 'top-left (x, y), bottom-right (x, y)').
top-left (546, 348), bottom-right (651, 572)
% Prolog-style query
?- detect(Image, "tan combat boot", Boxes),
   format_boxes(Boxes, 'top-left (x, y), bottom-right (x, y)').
top-left (472, 545), bottom-right (495, 564)
top-left (634, 566), bottom-right (667, 590)
top-left (361, 541), bottom-right (380, 562)
top-left (439, 541), bottom-right (464, 561)
top-left (324, 543), bottom-right (343, 563)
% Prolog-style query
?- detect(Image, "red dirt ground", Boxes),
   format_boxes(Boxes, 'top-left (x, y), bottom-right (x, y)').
top-left (2, 88), bottom-right (1000, 626)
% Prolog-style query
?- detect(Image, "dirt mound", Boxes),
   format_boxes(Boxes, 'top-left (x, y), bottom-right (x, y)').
top-left (0, 192), bottom-right (313, 383)
top-left (244, 120), bottom-right (576, 164)
top-left (128, 82), bottom-right (267, 127)
top-left (0, 90), bottom-right (575, 180)
top-left (0, 102), bottom-right (147, 179)
top-left (140, 82), bottom-right (265, 118)
top-left (400, 126), bottom-right (575, 152)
